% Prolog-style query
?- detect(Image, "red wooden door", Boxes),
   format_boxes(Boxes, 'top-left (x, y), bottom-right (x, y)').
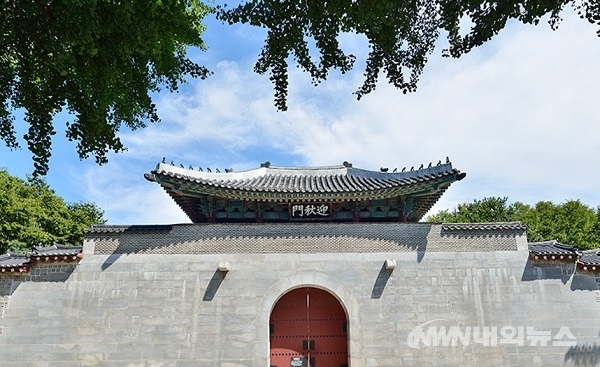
top-left (270, 287), bottom-right (348, 367)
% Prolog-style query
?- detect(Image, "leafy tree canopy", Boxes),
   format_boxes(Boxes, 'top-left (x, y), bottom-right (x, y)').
top-left (427, 197), bottom-right (600, 250)
top-left (218, 0), bottom-right (600, 110)
top-left (5, 0), bottom-right (600, 174)
top-left (0, 169), bottom-right (105, 254)
top-left (1, 0), bottom-right (210, 175)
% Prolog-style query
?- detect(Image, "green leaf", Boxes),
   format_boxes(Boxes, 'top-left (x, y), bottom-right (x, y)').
top-left (0, 0), bottom-right (212, 175)
top-left (0, 169), bottom-right (105, 253)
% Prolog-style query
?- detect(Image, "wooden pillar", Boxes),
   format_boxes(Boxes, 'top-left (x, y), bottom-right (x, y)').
top-left (207, 196), bottom-right (216, 223)
top-left (398, 211), bottom-right (407, 223)
top-left (398, 196), bottom-right (407, 222)
top-left (255, 202), bottom-right (263, 223)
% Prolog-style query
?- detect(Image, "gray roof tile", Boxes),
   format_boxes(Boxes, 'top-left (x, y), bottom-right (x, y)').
top-left (528, 240), bottom-right (579, 256)
top-left (442, 222), bottom-right (526, 232)
top-left (1, 244), bottom-right (85, 275)
top-left (0, 253), bottom-right (29, 268)
top-left (32, 244), bottom-right (83, 256)
top-left (146, 162), bottom-right (463, 195)
top-left (146, 161), bottom-right (466, 222)
top-left (579, 250), bottom-right (600, 266)
top-left (86, 225), bottom-right (174, 234)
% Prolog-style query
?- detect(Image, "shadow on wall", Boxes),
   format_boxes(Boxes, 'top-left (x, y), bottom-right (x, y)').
top-left (96, 223), bottom-right (434, 270)
top-left (521, 259), bottom-right (573, 284)
top-left (0, 279), bottom-right (18, 297)
top-left (203, 269), bottom-right (226, 301)
top-left (570, 274), bottom-right (600, 291)
top-left (521, 259), bottom-right (599, 291)
top-left (93, 223), bottom-right (526, 272)
top-left (565, 343), bottom-right (600, 366)
top-left (101, 253), bottom-right (122, 271)
top-left (1, 264), bottom-right (79, 297)
top-left (371, 262), bottom-right (393, 299)
top-left (98, 255), bottom-right (227, 301)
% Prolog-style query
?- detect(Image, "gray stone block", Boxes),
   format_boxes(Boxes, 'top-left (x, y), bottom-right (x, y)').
top-left (1, 224), bottom-right (598, 366)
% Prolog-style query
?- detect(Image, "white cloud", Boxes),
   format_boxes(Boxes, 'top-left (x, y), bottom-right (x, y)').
top-left (77, 161), bottom-right (190, 224)
top-left (277, 13), bottom-right (600, 211)
top-left (75, 12), bottom-right (600, 224)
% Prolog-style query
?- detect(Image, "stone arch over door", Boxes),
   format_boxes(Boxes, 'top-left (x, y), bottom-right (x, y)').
top-left (269, 287), bottom-right (348, 367)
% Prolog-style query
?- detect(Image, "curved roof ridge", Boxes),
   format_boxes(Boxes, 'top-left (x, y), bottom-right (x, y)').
top-left (345, 163), bottom-right (454, 179)
top-left (441, 222), bottom-right (526, 231)
top-left (145, 160), bottom-right (466, 222)
top-left (528, 239), bottom-right (559, 245)
top-left (85, 225), bottom-right (174, 233)
top-left (149, 162), bottom-right (457, 181)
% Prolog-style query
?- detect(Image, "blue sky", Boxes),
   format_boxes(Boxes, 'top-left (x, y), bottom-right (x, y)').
top-left (1, 9), bottom-right (599, 224)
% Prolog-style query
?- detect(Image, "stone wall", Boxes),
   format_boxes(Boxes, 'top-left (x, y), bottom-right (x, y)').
top-left (0, 223), bottom-right (599, 367)
top-left (86, 222), bottom-right (527, 254)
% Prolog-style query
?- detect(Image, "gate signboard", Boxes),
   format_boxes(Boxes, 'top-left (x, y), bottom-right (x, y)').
top-left (289, 203), bottom-right (331, 220)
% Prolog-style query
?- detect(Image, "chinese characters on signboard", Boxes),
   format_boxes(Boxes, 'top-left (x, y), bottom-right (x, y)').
top-left (290, 203), bottom-right (331, 220)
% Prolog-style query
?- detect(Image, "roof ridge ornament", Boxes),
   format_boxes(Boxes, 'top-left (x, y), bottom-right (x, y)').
top-left (146, 159), bottom-right (466, 222)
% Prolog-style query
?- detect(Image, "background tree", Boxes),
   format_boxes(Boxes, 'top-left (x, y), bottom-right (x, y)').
top-left (426, 197), bottom-right (518, 223)
top-left (0, 169), bottom-right (105, 254)
top-left (219, 0), bottom-right (600, 110)
top-left (427, 197), bottom-right (600, 250)
top-left (523, 200), bottom-right (600, 250)
top-left (1, 0), bottom-right (210, 175)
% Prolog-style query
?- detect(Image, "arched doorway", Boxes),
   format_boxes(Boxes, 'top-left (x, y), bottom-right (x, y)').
top-left (269, 287), bottom-right (348, 367)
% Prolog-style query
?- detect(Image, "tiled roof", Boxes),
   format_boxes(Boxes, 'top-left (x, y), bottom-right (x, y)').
top-left (528, 240), bottom-right (580, 262)
top-left (145, 161), bottom-right (466, 223)
top-left (0, 244), bottom-right (83, 275)
top-left (32, 244), bottom-right (83, 256)
top-left (442, 222), bottom-right (526, 231)
top-left (528, 240), bottom-right (579, 256)
top-left (145, 162), bottom-right (464, 199)
top-left (526, 241), bottom-right (600, 272)
top-left (85, 225), bottom-right (173, 234)
top-left (578, 250), bottom-right (600, 266)
top-left (0, 253), bottom-right (29, 268)
top-left (577, 251), bottom-right (600, 273)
